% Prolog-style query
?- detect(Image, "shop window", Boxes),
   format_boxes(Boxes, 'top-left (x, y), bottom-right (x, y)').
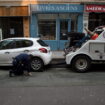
top-left (38, 14), bottom-right (57, 40)
top-left (70, 14), bottom-right (78, 32)
top-left (38, 14), bottom-right (78, 40)
top-left (59, 14), bottom-right (78, 32)
top-left (60, 20), bottom-right (68, 40)
top-left (0, 17), bottom-right (23, 39)
top-left (60, 14), bottom-right (78, 40)
top-left (89, 13), bottom-right (105, 31)
top-left (38, 20), bottom-right (56, 40)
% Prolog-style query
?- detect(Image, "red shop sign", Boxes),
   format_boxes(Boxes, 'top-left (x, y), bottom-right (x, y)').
top-left (85, 5), bottom-right (105, 12)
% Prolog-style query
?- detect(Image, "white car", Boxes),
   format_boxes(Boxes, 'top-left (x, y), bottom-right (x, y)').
top-left (0, 37), bottom-right (52, 71)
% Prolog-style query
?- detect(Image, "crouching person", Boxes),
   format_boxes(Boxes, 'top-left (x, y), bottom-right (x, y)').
top-left (9, 53), bottom-right (32, 77)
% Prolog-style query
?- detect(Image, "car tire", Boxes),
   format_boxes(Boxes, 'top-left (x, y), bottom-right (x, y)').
top-left (30, 57), bottom-right (44, 72)
top-left (71, 55), bottom-right (91, 73)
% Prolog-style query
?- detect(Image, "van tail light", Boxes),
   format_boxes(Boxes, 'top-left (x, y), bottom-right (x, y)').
top-left (39, 48), bottom-right (48, 53)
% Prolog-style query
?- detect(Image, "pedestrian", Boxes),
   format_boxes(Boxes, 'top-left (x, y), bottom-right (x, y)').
top-left (9, 53), bottom-right (32, 77)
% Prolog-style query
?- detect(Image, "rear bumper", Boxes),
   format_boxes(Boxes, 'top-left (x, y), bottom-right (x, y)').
top-left (41, 52), bottom-right (52, 65)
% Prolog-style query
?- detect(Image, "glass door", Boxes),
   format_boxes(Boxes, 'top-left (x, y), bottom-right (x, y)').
top-left (59, 19), bottom-right (71, 50)
top-left (60, 20), bottom-right (69, 40)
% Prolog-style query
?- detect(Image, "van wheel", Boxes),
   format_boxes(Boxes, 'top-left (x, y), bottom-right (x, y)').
top-left (71, 55), bottom-right (91, 72)
top-left (30, 57), bottom-right (44, 72)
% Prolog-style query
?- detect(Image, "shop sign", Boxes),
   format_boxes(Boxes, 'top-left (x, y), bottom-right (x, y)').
top-left (31, 4), bottom-right (84, 13)
top-left (85, 5), bottom-right (105, 12)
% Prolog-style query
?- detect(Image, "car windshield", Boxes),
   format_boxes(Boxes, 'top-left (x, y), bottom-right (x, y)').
top-left (37, 39), bottom-right (48, 47)
top-left (0, 40), bottom-right (13, 49)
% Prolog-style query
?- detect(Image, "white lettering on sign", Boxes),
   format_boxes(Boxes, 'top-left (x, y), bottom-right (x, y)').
top-left (86, 5), bottom-right (105, 12)
top-left (86, 7), bottom-right (102, 11)
top-left (36, 5), bottom-right (78, 12)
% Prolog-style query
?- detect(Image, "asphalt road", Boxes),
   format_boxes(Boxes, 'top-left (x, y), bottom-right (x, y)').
top-left (0, 62), bottom-right (105, 105)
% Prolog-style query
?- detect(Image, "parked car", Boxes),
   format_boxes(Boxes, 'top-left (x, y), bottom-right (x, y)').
top-left (0, 37), bottom-right (52, 71)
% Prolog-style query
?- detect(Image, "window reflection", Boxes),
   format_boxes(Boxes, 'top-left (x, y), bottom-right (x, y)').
top-left (38, 14), bottom-right (78, 40)
top-left (38, 20), bottom-right (56, 40)
top-left (89, 13), bottom-right (105, 31)
top-left (60, 20), bottom-right (68, 40)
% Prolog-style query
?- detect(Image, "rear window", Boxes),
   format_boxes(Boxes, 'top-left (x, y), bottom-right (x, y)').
top-left (37, 40), bottom-right (48, 47)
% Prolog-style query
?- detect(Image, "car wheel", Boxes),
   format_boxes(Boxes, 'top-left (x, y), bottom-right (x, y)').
top-left (71, 55), bottom-right (91, 72)
top-left (30, 57), bottom-right (44, 72)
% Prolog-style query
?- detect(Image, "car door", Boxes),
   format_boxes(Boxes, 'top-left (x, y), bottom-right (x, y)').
top-left (15, 39), bottom-right (33, 54)
top-left (0, 39), bottom-right (33, 65)
top-left (0, 39), bottom-right (16, 65)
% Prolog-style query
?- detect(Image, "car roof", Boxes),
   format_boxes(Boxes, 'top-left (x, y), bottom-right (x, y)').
top-left (3, 37), bottom-right (40, 41)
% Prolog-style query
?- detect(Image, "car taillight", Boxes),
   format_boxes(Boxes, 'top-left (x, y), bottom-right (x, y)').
top-left (39, 48), bottom-right (48, 53)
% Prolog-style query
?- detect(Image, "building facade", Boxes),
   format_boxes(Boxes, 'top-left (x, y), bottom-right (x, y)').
top-left (29, 0), bottom-right (105, 50)
top-left (0, 0), bottom-right (30, 40)
top-left (30, 4), bottom-right (84, 50)
top-left (0, 0), bottom-right (105, 50)
top-left (84, 4), bottom-right (105, 31)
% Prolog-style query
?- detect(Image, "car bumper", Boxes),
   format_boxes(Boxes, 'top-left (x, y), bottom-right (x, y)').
top-left (41, 52), bottom-right (52, 65)
top-left (66, 53), bottom-right (74, 65)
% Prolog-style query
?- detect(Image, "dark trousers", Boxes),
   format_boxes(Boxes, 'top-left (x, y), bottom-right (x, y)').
top-left (75, 35), bottom-right (90, 47)
top-left (9, 62), bottom-right (31, 77)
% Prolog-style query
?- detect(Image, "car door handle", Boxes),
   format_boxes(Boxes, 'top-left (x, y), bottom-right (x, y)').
top-left (24, 50), bottom-right (29, 52)
top-left (5, 52), bottom-right (10, 54)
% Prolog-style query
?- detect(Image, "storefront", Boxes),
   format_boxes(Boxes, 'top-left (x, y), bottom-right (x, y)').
top-left (85, 5), bottom-right (105, 31)
top-left (0, 6), bottom-right (29, 39)
top-left (30, 4), bottom-right (84, 50)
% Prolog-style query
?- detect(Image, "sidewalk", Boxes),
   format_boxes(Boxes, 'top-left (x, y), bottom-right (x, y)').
top-left (52, 50), bottom-right (65, 59)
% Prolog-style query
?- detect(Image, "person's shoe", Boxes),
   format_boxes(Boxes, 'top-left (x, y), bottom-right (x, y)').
top-left (28, 72), bottom-right (32, 76)
top-left (24, 71), bottom-right (28, 76)
top-left (9, 72), bottom-right (15, 77)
